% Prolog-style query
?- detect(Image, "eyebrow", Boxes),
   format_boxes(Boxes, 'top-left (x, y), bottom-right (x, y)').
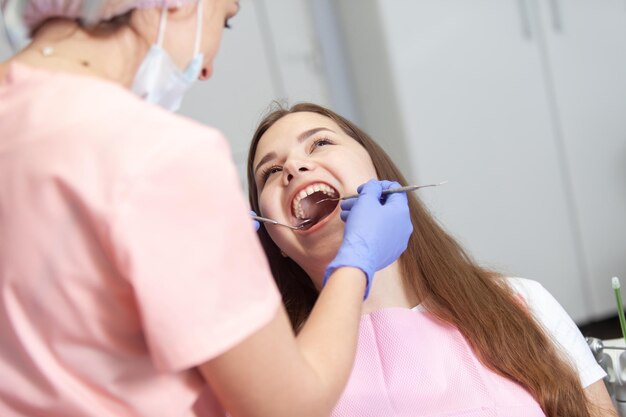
top-left (253, 127), bottom-right (335, 175)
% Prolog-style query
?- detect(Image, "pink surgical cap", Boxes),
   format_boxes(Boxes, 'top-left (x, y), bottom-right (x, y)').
top-left (5, 0), bottom-right (195, 30)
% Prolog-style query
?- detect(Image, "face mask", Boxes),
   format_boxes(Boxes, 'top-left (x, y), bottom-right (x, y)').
top-left (131, 0), bottom-right (204, 112)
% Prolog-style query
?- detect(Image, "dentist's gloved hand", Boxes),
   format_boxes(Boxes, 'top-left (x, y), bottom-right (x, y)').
top-left (250, 210), bottom-right (260, 232)
top-left (322, 180), bottom-right (413, 299)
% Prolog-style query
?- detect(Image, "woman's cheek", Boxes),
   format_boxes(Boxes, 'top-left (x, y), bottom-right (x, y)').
top-left (259, 191), bottom-right (282, 220)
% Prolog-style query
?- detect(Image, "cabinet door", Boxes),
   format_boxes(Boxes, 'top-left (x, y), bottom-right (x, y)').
top-left (535, 0), bottom-right (626, 317)
top-left (338, 0), bottom-right (590, 320)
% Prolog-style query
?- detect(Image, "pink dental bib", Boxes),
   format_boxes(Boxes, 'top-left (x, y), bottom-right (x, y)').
top-left (331, 307), bottom-right (546, 417)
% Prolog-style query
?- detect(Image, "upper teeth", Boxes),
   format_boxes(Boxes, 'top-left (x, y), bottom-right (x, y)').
top-left (292, 183), bottom-right (337, 219)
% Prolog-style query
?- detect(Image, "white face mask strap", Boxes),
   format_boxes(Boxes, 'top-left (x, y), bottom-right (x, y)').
top-left (156, 3), bottom-right (168, 46)
top-left (192, 0), bottom-right (203, 56)
top-left (81, 0), bottom-right (104, 26)
top-left (155, 0), bottom-right (202, 56)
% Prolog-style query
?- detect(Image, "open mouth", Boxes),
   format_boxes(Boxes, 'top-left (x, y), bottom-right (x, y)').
top-left (291, 183), bottom-right (340, 230)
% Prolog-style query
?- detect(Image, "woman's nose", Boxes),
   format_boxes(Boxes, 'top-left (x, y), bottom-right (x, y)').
top-left (283, 160), bottom-right (313, 184)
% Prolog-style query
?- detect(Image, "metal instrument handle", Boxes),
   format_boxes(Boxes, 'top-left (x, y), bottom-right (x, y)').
top-left (338, 181), bottom-right (448, 202)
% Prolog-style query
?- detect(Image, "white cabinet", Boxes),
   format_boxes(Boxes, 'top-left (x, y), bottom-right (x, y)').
top-left (336, 0), bottom-right (626, 321)
top-left (535, 0), bottom-right (626, 317)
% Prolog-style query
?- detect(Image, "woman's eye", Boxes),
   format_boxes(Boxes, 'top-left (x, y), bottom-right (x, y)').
top-left (260, 165), bottom-right (282, 183)
top-left (311, 138), bottom-right (333, 151)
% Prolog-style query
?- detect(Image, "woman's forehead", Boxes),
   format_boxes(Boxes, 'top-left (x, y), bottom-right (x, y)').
top-left (255, 113), bottom-right (334, 157)
top-left (267, 112), bottom-right (338, 137)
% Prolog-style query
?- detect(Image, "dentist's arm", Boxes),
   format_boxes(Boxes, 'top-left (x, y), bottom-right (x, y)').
top-left (200, 268), bottom-right (365, 417)
top-left (199, 180), bottom-right (412, 417)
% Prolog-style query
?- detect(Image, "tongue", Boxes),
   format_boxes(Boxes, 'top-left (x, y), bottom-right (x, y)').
top-left (299, 191), bottom-right (339, 225)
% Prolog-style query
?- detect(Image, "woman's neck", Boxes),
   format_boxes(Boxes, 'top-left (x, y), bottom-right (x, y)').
top-left (361, 262), bottom-right (420, 314)
top-left (7, 20), bottom-right (147, 86)
top-left (301, 250), bottom-right (418, 314)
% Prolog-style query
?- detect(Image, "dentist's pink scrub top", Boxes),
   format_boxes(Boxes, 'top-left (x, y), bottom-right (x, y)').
top-left (0, 62), bottom-right (280, 417)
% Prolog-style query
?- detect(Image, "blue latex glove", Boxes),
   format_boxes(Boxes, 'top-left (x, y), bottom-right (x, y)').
top-left (250, 210), bottom-right (260, 232)
top-left (323, 180), bottom-right (413, 299)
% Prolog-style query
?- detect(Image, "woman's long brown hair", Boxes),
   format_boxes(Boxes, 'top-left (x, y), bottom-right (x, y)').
top-left (247, 102), bottom-right (595, 417)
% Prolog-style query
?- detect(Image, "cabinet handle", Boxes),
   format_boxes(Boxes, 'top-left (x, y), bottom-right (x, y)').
top-left (517, 0), bottom-right (533, 40)
top-left (548, 0), bottom-right (563, 32)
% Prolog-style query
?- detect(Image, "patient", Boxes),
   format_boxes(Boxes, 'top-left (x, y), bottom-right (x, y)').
top-left (247, 102), bottom-right (616, 417)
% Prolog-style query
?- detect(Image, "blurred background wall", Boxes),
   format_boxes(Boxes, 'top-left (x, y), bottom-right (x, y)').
top-left (2, 0), bottom-right (625, 325)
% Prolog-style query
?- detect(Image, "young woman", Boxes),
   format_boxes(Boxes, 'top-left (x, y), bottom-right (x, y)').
top-left (0, 3), bottom-right (413, 416)
top-left (247, 102), bottom-right (616, 417)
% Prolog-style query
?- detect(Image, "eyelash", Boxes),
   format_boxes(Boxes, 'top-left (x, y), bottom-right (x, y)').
top-left (311, 137), bottom-right (333, 150)
top-left (259, 165), bottom-right (282, 183)
top-left (224, 19), bottom-right (232, 29)
top-left (259, 137), bottom-right (334, 184)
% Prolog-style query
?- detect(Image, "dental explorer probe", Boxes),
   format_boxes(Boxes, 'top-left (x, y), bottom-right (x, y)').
top-left (251, 215), bottom-right (313, 230)
top-left (316, 181), bottom-right (448, 204)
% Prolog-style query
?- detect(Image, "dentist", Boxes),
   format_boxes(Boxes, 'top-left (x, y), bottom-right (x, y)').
top-left (0, 1), bottom-right (413, 416)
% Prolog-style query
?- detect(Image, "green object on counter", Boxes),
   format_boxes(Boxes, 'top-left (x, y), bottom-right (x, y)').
top-left (613, 277), bottom-right (626, 346)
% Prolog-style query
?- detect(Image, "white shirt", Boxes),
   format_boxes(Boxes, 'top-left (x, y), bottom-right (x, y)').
top-left (412, 276), bottom-right (605, 388)
top-left (506, 277), bottom-right (606, 388)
